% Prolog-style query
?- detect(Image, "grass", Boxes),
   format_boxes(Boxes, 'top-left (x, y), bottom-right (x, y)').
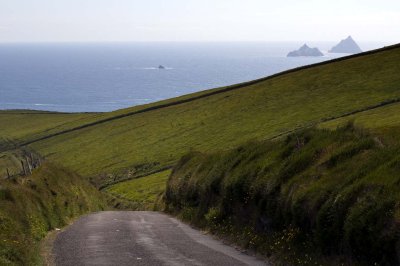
top-left (0, 44), bottom-right (394, 183)
top-left (165, 124), bottom-right (400, 265)
top-left (0, 162), bottom-right (106, 265)
top-left (0, 111), bottom-right (98, 147)
top-left (320, 101), bottom-right (400, 133)
top-left (105, 170), bottom-right (171, 210)
top-left (0, 150), bottom-right (23, 177)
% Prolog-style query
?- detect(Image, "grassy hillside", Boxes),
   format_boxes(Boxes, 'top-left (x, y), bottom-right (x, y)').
top-left (0, 44), bottom-right (394, 184)
top-left (0, 111), bottom-right (97, 148)
top-left (0, 44), bottom-right (399, 201)
top-left (0, 150), bottom-right (24, 177)
top-left (105, 170), bottom-right (170, 210)
top-left (0, 162), bottom-right (106, 265)
top-left (320, 101), bottom-right (400, 135)
top-left (165, 124), bottom-right (400, 265)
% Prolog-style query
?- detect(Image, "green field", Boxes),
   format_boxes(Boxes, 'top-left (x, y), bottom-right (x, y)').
top-left (320, 101), bottom-right (400, 133)
top-left (0, 111), bottom-right (97, 146)
top-left (105, 170), bottom-right (171, 210)
top-left (1, 44), bottom-right (399, 184)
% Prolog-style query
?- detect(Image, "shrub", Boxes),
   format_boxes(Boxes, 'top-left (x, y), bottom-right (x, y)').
top-left (165, 125), bottom-right (400, 264)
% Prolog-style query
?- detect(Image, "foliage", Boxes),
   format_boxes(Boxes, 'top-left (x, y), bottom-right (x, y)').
top-left (0, 163), bottom-right (106, 265)
top-left (165, 124), bottom-right (400, 265)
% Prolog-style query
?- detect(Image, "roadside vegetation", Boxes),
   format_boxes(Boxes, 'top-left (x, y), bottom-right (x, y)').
top-left (0, 161), bottom-right (106, 265)
top-left (165, 123), bottom-right (400, 265)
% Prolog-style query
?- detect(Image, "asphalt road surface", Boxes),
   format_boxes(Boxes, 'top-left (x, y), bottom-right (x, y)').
top-left (53, 211), bottom-right (268, 266)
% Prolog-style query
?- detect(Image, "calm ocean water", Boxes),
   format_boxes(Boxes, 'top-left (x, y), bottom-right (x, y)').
top-left (0, 42), bottom-right (385, 112)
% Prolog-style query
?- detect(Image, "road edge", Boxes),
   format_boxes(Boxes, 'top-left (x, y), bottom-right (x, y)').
top-left (40, 228), bottom-right (60, 266)
top-left (165, 212), bottom-right (270, 265)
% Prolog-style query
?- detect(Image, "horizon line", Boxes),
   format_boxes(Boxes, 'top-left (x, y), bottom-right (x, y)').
top-left (0, 40), bottom-right (395, 44)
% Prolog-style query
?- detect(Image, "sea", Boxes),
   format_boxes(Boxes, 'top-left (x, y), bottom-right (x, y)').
top-left (0, 42), bottom-right (387, 112)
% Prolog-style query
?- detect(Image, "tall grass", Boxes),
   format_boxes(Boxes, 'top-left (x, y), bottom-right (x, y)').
top-left (166, 124), bottom-right (400, 265)
top-left (0, 163), bottom-right (106, 265)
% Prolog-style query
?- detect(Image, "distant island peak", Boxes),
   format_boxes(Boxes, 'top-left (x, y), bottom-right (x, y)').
top-left (329, 35), bottom-right (362, 54)
top-left (287, 44), bottom-right (324, 57)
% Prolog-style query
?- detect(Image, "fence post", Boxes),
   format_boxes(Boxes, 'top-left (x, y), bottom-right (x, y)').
top-left (21, 160), bottom-right (27, 176)
top-left (30, 153), bottom-right (35, 168)
top-left (26, 157), bottom-right (32, 175)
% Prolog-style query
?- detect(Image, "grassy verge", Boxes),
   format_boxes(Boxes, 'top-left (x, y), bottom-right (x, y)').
top-left (105, 170), bottom-right (171, 210)
top-left (0, 163), bottom-right (106, 265)
top-left (165, 123), bottom-right (400, 265)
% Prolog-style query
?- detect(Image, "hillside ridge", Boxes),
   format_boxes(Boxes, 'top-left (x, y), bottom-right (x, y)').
top-left (102, 97), bottom-right (400, 189)
top-left (15, 43), bottom-right (400, 148)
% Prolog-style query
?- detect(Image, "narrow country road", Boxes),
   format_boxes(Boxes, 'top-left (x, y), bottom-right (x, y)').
top-left (52, 211), bottom-right (267, 266)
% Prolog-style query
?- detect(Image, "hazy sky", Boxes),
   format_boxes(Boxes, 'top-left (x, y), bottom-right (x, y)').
top-left (0, 0), bottom-right (399, 43)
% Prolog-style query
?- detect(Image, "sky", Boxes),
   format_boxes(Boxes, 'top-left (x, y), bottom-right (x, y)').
top-left (0, 0), bottom-right (399, 43)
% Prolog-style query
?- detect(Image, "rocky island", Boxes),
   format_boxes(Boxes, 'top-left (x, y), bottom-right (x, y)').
top-left (329, 36), bottom-right (362, 54)
top-left (287, 44), bottom-right (324, 57)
